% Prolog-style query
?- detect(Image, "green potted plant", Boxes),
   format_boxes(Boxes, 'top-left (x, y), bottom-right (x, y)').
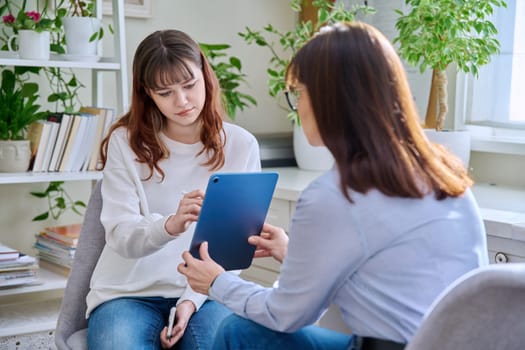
top-left (54, 0), bottom-right (110, 57)
top-left (239, 0), bottom-right (373, 170)
top-left (394, 0), bottom-right (507, 131)
top-left (199, 42), bottom-right (257, 120)
top-left (0, 69), bottom-right (48, 172)
top-left (394, 0), bottom-right (506, 167)
top-left (1, 0), bottom-right (57, 60)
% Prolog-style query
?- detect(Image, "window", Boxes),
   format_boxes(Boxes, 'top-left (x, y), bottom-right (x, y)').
top-left (461, 1), bottom-right (525, 127)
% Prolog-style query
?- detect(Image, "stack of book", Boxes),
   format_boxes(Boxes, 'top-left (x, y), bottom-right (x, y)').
top-left (34, 223), bottom-right (82, 277)
top-left (0, 243), bottom-right (39, 288)
top-left (27, 107), bottom-right (116, 173)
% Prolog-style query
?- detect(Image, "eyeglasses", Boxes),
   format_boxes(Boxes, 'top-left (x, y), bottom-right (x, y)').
top-left (284, 87), bottom-right (303, 111)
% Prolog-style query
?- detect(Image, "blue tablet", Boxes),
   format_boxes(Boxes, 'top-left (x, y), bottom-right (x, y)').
top-left (189, 172), bottom-right (279, 270)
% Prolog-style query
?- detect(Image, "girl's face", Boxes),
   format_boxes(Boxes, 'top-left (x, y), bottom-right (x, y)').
top-left (148, 60), bottom-right (206, 133)
top-left (295, 83), bottom-right (323, 146)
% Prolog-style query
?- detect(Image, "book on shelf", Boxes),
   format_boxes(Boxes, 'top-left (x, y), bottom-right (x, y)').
top-left (0, 262), bottom-right (39, 273)
top-left (0, 251), bottom-right (39, 287)
top-left (35, 234), bottom-right (76, 254)
top-left (0, 242), bottom-right (19, 261)
top-left (58, 114), bottom-right (90, 172)
top-left (0, 269), bottom-right (38, 288)
top-left (27, 121), bottom-right (52, 172)
top-left (0, 254), bottom-right (38, 270)
top-left (79, 106), bottom-right (116, 171)
top-left (41, 223), bottom-right (82, 246)
top-left (34, 121), bottom-right (60, 172)
top-left (27, 121), bottom-right (44, 164)
top-left (48, 113), bottom-right (74, 172)
top-left (0, 276), bottom-right (39, 288)
top-left (38, 251), bottom-right (73, 268)
top-left (34, 238), bottom-right (75, 260)
top-left (73, 113), bottom-right (99, 172)
top-left (38, 259), bottom-right (71, 277)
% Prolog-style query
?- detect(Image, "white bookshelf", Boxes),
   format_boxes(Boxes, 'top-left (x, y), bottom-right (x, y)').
top-left (0, 171), bottom-right (102, 185)
top-left (0, 0), bottom-right (127, 340)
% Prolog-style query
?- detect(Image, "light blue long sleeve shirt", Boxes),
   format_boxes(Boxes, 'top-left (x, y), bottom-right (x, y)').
top-left (210, 169), bottom-right (488, 343)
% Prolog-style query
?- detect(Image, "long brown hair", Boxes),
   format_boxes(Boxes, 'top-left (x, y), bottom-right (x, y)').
top-left (99, 29), bottom-right (225, 180)
top-left (286, 22), bottom-right (472, 201)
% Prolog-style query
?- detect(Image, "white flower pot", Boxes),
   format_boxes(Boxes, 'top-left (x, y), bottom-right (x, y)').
top-left (0, 140), bottom-right (31, 172)
top-left (424, 129), bottom-right (471, 168)
top-left (63, 17), bottom-right (102, 56)
top-left (293, 123), bottom-right (334, 171)
top-left (7, 30), bottom-right (50, 60)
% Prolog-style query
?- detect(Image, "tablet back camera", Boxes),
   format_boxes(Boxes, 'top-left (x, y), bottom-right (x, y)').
top-left (213, 176), bottom-right (219, 183)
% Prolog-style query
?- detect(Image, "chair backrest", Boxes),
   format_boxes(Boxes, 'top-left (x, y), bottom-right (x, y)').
top-left (55, 180), bottom-right (105, 350)
top-left (406, 263), bottom-right (525, 350)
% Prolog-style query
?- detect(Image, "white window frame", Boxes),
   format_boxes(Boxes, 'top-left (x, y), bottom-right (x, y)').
top-left (456, 1), bottom-right (525, 156)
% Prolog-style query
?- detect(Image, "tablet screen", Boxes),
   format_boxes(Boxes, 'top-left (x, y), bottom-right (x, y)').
top-left (189, 172), bottom-right (278, 270)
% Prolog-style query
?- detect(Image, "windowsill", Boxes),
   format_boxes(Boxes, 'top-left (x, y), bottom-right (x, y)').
top-left (265, 167), bottom-right (525, 242)
top-left (465, 125), bottom-right (525, 156)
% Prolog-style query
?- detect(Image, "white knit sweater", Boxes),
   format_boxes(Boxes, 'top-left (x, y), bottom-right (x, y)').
top-left (86, 122), bottom-right (260, 317)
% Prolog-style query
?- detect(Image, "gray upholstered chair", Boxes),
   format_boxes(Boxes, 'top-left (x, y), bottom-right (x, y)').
top-left (406, 263), bottom-right (525, 350)
top-left (55, 180), bottom-right (104, 350)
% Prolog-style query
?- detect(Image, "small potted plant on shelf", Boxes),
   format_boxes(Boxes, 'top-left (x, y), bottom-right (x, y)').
top-left (239, 0), bottom-right (374, 170)
top-left (394, 0), bottom-right (507, 166)
top-left (0, 69), bottom-right (48, 172)
top-left (1, 0), bottom-right (57, 60)
top-left (54, 0), bottom-right (110, 58)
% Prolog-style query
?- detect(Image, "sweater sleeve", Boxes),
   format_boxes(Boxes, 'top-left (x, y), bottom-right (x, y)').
top-left (100, 130), bottom-right (176, 259)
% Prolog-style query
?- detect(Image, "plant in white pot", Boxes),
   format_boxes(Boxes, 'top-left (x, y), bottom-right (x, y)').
top-left (394, 0), bottom-right (507, 166)
top-left (0, 69), bottom-right (48, 172)
top-left (239, 0), bottom-right (374, 171)
top-left (54, 0), bottom-right (109, 58)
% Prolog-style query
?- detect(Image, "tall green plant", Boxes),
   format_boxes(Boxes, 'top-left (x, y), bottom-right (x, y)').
top-left (239, 0), bottom-right (374, 124)
top-left (394, 0), bottom-right (507, 130)
top-left (200, 43), bottom-right (257, 120)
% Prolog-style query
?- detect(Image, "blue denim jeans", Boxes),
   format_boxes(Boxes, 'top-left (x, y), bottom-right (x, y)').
top-left (212, 314), bottom-right (354, 350)
top-left (87, 296), bottom-right (231, 350)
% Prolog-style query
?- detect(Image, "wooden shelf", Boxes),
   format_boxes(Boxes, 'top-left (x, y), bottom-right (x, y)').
top-left (0, 171), bottom-right (102, 185)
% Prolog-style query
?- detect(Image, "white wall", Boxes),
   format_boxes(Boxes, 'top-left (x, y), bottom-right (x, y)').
top-left (101, 0), bottom-right (295, 135)
top-left (1, 0), bottom-right (295, 254)
top-left (2, 1), bottom-right (523, 255)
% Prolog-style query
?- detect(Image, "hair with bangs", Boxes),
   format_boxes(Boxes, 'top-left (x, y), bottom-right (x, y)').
top-left (100, 29), bottom-right (225, 180)
top-left (286, 22), bottom-right (472, 201)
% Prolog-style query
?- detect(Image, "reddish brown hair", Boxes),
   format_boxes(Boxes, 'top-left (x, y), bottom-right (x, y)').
top-left (100, 29), bottom-right (225, 180)
top-left (286, 22), bottom-right (472, 201)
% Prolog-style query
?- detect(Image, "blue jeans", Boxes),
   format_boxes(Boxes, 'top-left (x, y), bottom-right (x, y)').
top-left (87, 296), bottom-right (231, 350)
top-left (212, 314), bottom-right (354, 350)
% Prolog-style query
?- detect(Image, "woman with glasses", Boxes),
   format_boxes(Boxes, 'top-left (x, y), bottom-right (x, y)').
top-left (179, 22), bottom-right (488, 349)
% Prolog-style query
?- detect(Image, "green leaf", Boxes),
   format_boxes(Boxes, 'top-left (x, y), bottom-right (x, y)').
top-left (32, 212), bottom-right (49, 221)
top-left (30, 192), bottom-right (47, 198)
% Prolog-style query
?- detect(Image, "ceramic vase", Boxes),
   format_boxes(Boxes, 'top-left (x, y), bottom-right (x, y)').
top-left (293, 123), bottom-right (334, 171)
top-left (0, 140), bottom-right (31, 172)
top-left (63, 17), bottom-right (102, 56)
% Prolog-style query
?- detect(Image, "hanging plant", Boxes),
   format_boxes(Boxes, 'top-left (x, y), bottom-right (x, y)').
top-left (30, 181), bottom-right (86, 221)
